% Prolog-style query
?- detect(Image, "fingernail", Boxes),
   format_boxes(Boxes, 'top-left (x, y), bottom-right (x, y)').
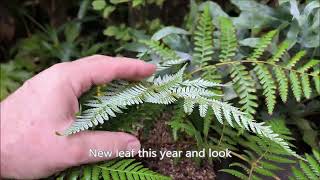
top-left (126, 139), bottom-right (141, 154)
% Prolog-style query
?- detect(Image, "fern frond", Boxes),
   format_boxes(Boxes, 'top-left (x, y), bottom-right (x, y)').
top-left (65, 65), bottom-right (299, 158)
top-left (290, 150), bottom-right (320, 180)
top-left (192, 5), bottom-right (214, 67)
top-left (57, 159), bottom-right (171, 180)
top-left (100, 159), bottom-right (171, 180)
top-left (218, 16), bottom-right (237, 62)
top-left (220, 119), bottom-right (297, 179)
top-left (142, 40), bottom-right (180, 62)
top-left (219, 169), bottom-right (247, 179)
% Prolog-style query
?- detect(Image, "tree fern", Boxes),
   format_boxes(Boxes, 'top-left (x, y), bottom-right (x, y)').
top-left (192, 5), bottom-right (214, 67)
top-left (290, 150), bottom-right (320, 180)
top-left (57, 159), bottom-right (171, 180)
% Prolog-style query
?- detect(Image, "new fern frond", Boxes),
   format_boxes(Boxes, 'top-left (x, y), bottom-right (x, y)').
top-left (64, 62), bottom-right (299, 158)
top-left (57, 159), bottom-right (171, 180)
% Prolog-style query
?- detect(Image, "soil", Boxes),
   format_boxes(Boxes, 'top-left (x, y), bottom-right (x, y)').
top-left (139, 113), bottom-right (216, 180)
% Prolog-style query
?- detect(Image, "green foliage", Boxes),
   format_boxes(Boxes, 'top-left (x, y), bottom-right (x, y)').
top-left (290, 150), bottom-right (320, 180)
top-left (62, 4), bottom-right (320, 160)
top-left (220, 119), bottom-right (296, 179)
top-left (0, 60), bottom-right (33, 100)
top-left (57, 159), bottom-right (171, 180)
top-left (230, 0), bottom-right (320, 52)
top-left (219, 17), bottom-right (257, 117)
top-left (192, 6), bottom-right (214, 67)
top-left (92, 0), bottom-right (165, 48)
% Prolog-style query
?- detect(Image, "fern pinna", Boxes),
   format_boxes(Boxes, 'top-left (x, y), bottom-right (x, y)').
top-left (57, 159), bottom-right (171, 180)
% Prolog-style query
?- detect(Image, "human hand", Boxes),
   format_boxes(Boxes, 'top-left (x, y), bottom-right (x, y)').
top-left (0, 55), bottom-right (156, 179)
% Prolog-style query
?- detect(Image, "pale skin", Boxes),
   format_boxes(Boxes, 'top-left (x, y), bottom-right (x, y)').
top-left (0, 55), bottom-right (156, 179)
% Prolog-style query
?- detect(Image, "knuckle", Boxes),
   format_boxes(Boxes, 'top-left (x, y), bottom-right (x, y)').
top-left (50, 62), bottom-right (70, 73)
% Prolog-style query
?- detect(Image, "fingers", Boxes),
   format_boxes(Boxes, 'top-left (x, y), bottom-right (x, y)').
top-left (67, 55), bottom-right (156, 97)
top-left (66, 131), bottom-right (140, 166)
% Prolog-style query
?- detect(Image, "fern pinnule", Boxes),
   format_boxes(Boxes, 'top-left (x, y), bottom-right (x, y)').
top-left (274, 67), bottom-right (289, 102)
top-left (289, 71), bottom-right (302, 102)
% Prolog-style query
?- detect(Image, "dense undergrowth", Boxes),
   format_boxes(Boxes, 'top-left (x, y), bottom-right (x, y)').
top-left (0, 0), bottom-right (319, 179)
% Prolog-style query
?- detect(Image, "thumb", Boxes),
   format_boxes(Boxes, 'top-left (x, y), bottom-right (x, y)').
top-left (65, 131), bottom-right (140, 165)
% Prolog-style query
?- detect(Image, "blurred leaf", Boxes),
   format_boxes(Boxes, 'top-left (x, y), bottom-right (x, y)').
top-left (311, 9), bottom-right (320, 30)
top-left (289, 0), bottom-right (300, 21)
top-left (132, 0), bottom-right (144, 7)
top-left (92, 0), bottom-right (106, 10)
top-left (122, 42), bottom-right (148, 53)
top-left (301, 32), bottom-right (320, 48)
top-left (0, 61), bottom-right (32, 100)
top-left (103, 26), bottom-right (118, 36)
top-left (286, 21), bottom-right (299, 48)
top-left (151, 26), bottom-right (189, 40)
top-left (293, 118), bottom-right (319, 149)
top-left (231, 0), bottom-right (275, 14)
top-left (110, 0), bottom-right (129, 4)
top-left (199, 1), bottom-right (228, 26)
top-left (64, 23), bottom-right (80, 43)
top-left (279, 0), bottom-right (290, 5)
top-left (239, 38), bottom-right (260, 47)
top-left (103, 5), bottom-right (116, 18)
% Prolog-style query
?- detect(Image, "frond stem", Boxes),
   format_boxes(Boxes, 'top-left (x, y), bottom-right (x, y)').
top-left (189, 60), bottom-right (319, 77)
